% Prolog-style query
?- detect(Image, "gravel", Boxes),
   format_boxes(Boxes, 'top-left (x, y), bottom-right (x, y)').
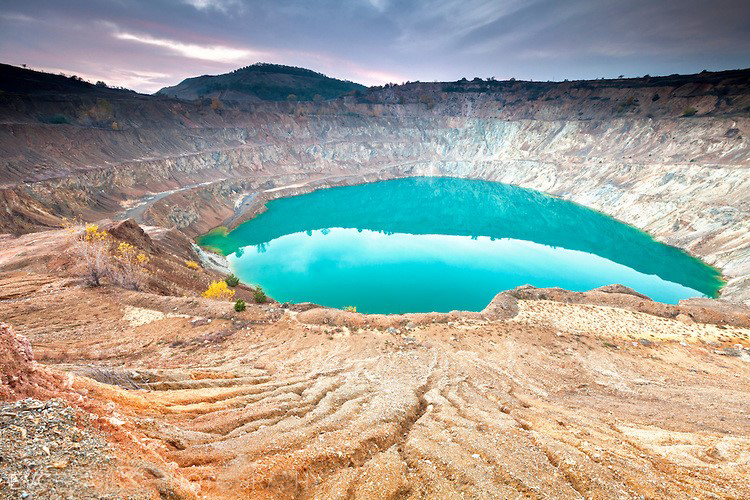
top-left (0, 398), bottom-right (128, 499)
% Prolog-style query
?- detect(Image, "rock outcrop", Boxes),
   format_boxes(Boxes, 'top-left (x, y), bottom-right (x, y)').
top-left (0, 322), bottom-right (62, 400)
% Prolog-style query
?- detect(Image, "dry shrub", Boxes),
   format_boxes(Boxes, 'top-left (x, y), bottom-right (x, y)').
top-left (65, 220), bottom-right (149, 290)
top-left (111, 242), bottom-right (150, 290)
top-left (65, 220), bottom-right (111, 286)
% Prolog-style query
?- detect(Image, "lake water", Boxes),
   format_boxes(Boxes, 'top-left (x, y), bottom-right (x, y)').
top-left (198, 177), bottom-right (723, 313)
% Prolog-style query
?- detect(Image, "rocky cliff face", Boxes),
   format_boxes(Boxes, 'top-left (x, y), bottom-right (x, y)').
top-left (1, 66), bottom-right (749, 302)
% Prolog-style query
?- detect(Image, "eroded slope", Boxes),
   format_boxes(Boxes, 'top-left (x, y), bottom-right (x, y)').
top-left (1, 272), bottom-right (749, 498)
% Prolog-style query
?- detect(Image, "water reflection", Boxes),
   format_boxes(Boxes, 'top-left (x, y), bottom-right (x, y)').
top-left (198, 177), bottom-right (723, 312)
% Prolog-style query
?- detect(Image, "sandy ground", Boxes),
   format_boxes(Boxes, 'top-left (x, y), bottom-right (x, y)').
top-left (1, 267), bottom-right (749, 498)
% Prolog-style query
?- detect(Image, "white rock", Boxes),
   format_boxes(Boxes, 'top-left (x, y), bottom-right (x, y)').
top-left (109, 417), bottom-right (126, 427)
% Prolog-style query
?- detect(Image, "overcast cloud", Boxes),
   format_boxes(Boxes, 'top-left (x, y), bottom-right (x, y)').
top-left (0, 0), bottom-right (748, 93)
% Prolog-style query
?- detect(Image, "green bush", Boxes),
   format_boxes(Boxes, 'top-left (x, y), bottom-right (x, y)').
top-left (681, 106), bottom-right (698, 117)
top-left (253, 287), bottom-right (267, 304)
top-left (225, 273), bottom-right (240, 287)
top-left (234, 299), bottom-right (246, 312)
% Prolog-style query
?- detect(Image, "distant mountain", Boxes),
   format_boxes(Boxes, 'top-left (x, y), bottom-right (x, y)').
top-left (156, 63), bottom-right (366, 102)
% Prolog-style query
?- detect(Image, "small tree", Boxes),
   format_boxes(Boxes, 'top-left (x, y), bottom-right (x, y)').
top-left (225, 273), bottom-right (240, 287)
top-left (681, 106), bottom-right (698, 117)
top-left (203, 281), bottom-right (235, 300)
top-left (253, 286), bottom-right (267, 304)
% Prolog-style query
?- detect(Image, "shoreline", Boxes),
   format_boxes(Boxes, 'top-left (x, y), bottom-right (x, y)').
top-left (193, 175), bottom-right (729, 313)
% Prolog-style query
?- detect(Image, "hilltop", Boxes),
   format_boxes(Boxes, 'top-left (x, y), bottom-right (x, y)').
top-left (156, 62), bottom-right (365, 102)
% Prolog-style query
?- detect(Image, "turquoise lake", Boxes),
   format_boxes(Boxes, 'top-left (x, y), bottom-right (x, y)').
top-left (198, 177), bottom-right (724, 314)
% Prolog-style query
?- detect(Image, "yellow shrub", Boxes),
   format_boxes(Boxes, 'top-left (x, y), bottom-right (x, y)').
top-left (185, 260), bottom-right (200, 270)
top-left (116, 242), bottom-right (149, 265)
top-left (61, 218), bottom-right (108, 242)
top-left (112, 241), bottom-right (149, 290)
top-left (203, 281), bottom-right (235, 301)
top-left (63, 219), bottom-right (110, 287)
top-left (83, 223), bottom-right (108, 242)
top-left (117, 241), bottom-right (135, 257)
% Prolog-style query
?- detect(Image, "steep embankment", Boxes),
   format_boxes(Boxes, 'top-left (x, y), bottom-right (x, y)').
top-left (0, 65), bottom-right (749, 302)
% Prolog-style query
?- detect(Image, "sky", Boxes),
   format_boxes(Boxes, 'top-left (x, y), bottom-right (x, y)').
top-left (1, 0), bottom-right (749, 94)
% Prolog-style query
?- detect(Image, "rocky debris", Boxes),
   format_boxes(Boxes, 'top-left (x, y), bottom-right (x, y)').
top-left (481, 291), bottom-right (519, 319)
top-left (287, 302), bottom-right (322, 312)
top-left (510, 285), bottom-right (750, 327)
top-left (594, 284), bottom-right (652, 300)
top-left (0, 323), bottom-right (62, 401)
top-left (716, 346), bottom-right (750, 360)
top-left (168, 207), bottom-right (199, 229)
top-left (0, 399), bottom-right (121, 499)
top-left (676, 313), bottom-right (694, 324)
top-left (190, 318), bottom-right (212, 327)
top-left (192, 244), bottom-right (232, 275)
